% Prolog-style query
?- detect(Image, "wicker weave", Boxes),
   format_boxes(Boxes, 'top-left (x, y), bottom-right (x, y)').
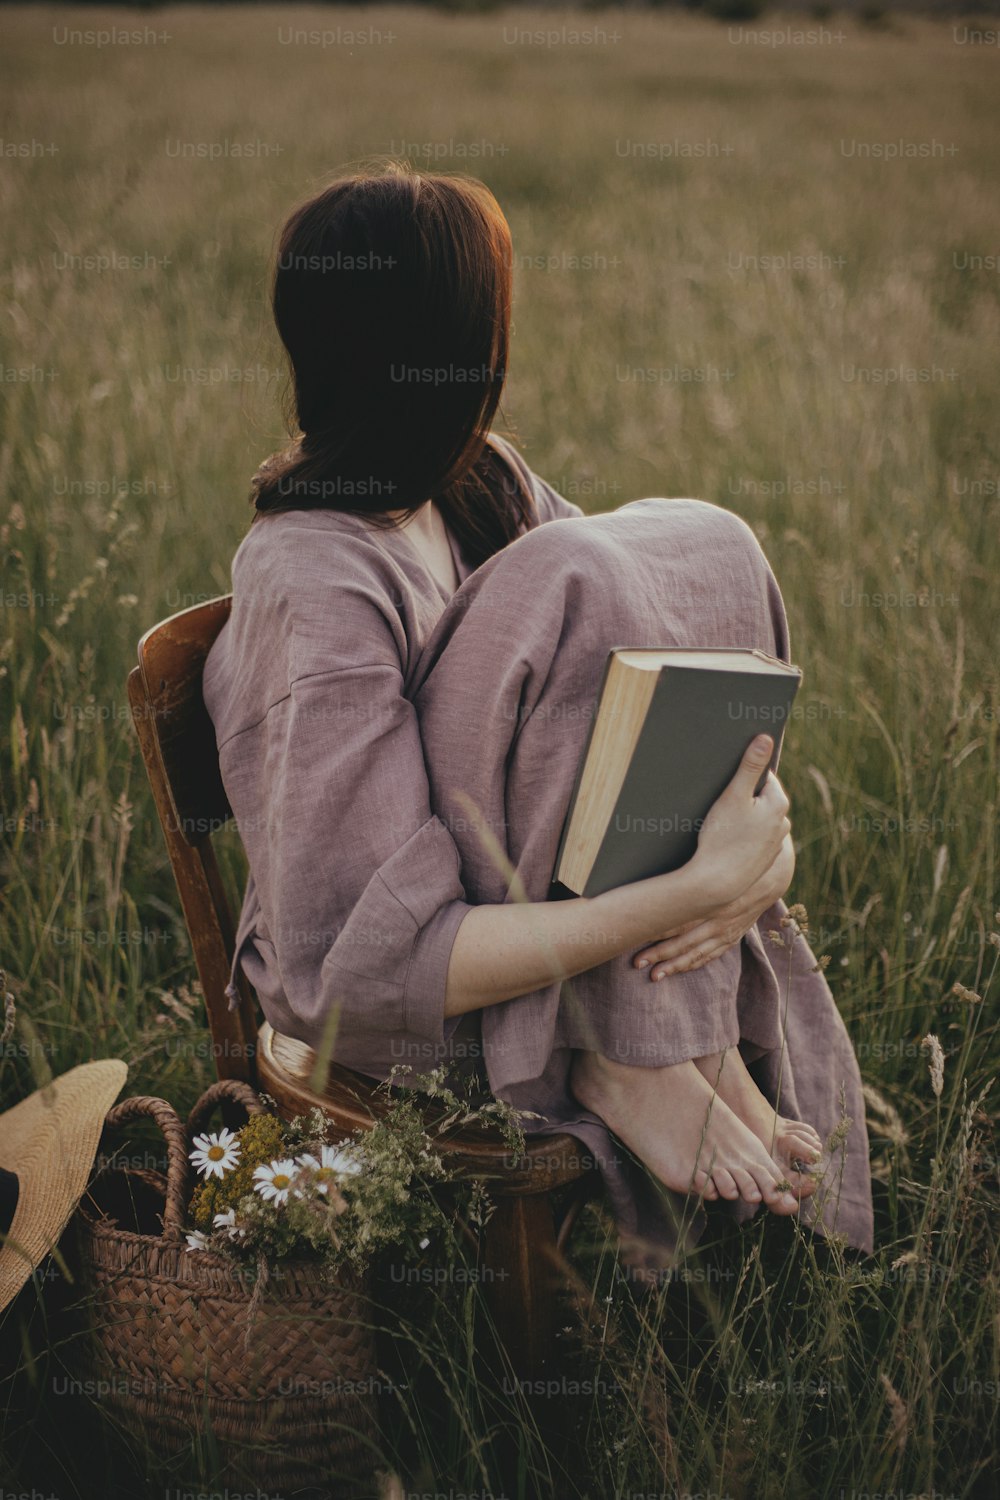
top-left (72, 1079), bottom-right (380, 1492)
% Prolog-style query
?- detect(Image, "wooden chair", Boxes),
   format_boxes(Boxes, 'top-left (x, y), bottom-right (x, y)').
top-left (127, 596), bottom-right (594, 1378)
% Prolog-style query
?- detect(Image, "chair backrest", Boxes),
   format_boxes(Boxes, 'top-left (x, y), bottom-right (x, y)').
top-left (128, 596), bottom-right (259, 1082)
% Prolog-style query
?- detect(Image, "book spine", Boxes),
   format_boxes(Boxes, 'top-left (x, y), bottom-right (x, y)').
top-left (550, 648), bottom-right (617, 892)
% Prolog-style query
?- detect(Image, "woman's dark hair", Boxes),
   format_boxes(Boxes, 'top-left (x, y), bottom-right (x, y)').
top-left (252, 160), bottom-right (536, 568)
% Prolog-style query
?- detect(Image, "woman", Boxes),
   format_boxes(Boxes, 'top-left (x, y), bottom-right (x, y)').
top-left (203, 162), bottom-right (873, 1270)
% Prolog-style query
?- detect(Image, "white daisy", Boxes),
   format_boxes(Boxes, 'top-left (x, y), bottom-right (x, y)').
top-left (295, 1143), bottom-right (362, 1195)
top-left (331, 1141), bottom-right (364, 1176)
top-left (189, 1127), bottom-right (241, 1180)
top-left (213, 1209), bottom-right (245, 1242)
top-left (252, 1158), bottom-right (297, 1205)
top-left (184, 1230), bottom-right (209, 1253)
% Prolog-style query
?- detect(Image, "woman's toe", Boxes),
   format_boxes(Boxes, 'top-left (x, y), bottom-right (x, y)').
top-left (750, 1164), bottom-right (787, 1205)
top-left (729, 1168), bottom-right (762, 1204)
top-left (691, 1168), bottom-right (718, 1200)
top-left (786, 1166), bottom-right (819, 1199)
top-left (785, 1120), bottom-right (823, 1150)
top-left (787, 1141), bottom-right (823, 1169)
top-left (780, 1128), bottom-right (822, 1163)
top-left (711, 1169), bottom-right (741, 1201)
top-left (765, 1183), bottom-right (802, 1216)
top-left (765, 1156), bottom-right (804, 1214)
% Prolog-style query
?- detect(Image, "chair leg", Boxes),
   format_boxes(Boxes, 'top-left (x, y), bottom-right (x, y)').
top-left (481, 1193), bottom-right (562, 1383)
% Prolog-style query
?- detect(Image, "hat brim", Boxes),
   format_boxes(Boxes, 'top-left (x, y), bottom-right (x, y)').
top-left (0, 1059), bottom-right (128, 1314)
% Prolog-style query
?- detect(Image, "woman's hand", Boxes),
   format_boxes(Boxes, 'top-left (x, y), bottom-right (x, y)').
top-left (632, 833), bottom-right (795, 979)
top-left (685, 732), bottom-right (791, 908)
top-left (644, 729), bottom-right (791, 948)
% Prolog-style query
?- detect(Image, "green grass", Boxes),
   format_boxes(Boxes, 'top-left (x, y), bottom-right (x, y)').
top-left (1, 6), bottom-right (999, 1497)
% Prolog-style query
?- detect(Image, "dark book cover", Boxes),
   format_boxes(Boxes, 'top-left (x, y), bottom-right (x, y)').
top-left (551, 650), bottom-right (801, 898)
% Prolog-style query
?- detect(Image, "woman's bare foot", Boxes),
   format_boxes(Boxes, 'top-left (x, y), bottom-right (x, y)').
top-left (693, 1048), bottom-right (824, 1199)
top-left (569, 1051), bottom-right (801, 1214)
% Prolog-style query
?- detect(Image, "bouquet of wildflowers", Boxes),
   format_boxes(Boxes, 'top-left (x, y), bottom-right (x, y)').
top-left (182, 1067), bottom-right (528, 1276)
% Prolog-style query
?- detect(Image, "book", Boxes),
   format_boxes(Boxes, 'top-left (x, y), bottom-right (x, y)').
top-left (551, 647), bottom-right (802, 898)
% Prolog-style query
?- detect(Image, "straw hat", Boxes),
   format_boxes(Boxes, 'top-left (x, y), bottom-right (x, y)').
top-left (0, 1060), bottom-right (128, 1313)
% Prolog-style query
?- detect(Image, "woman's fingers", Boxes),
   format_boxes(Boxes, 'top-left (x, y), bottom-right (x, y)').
top-left (634, 934), bottom-right (729, 974)
top-left (635, 918), bottom-right (701, 955)
top-left (632, 922), bottom-right (710, 969)
top-left (692, 741), bottom-right (795, 904)
top-left (635, 936), bottom-right (734, 979)
top-left (634, 917), bottom-right (745, 974)
top-left (733, 734), bottom-right (775, 796)
top-left (758, 771), bottom-right (790, 816)
top-left (651, 941), bottom-right (730, 977)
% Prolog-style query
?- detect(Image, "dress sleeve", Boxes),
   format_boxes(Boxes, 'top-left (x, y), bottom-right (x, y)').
top-left (224, 652), bottom-right (474, 1058)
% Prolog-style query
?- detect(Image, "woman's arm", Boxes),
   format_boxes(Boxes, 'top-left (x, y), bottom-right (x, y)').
top-left (444, 732), bottom-right (790, 1016)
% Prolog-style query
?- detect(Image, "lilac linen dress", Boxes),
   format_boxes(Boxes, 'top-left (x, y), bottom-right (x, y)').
top-left (203, 433), bottom-right (874, 1267)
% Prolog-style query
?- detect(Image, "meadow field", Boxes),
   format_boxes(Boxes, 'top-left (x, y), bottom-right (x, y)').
top-left (1, 6), bottom-right (999, 1497)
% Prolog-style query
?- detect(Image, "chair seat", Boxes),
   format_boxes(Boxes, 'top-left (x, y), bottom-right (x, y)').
top-left (256, 1022), bottom-right (589, 1196)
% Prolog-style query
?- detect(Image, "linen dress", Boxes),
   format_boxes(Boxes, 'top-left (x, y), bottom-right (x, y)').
top-left (203, 433), bottom-right (874, 1267)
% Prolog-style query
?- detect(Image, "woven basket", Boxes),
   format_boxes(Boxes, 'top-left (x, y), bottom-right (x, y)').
top-left (71, 1078), bottom-right (380, 1493)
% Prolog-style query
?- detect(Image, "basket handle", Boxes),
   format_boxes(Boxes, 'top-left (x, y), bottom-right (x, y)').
top-left (100, 1095), bottom-right (190, 1242)
top-left (185, 1077), bottom-right (264, 1140)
